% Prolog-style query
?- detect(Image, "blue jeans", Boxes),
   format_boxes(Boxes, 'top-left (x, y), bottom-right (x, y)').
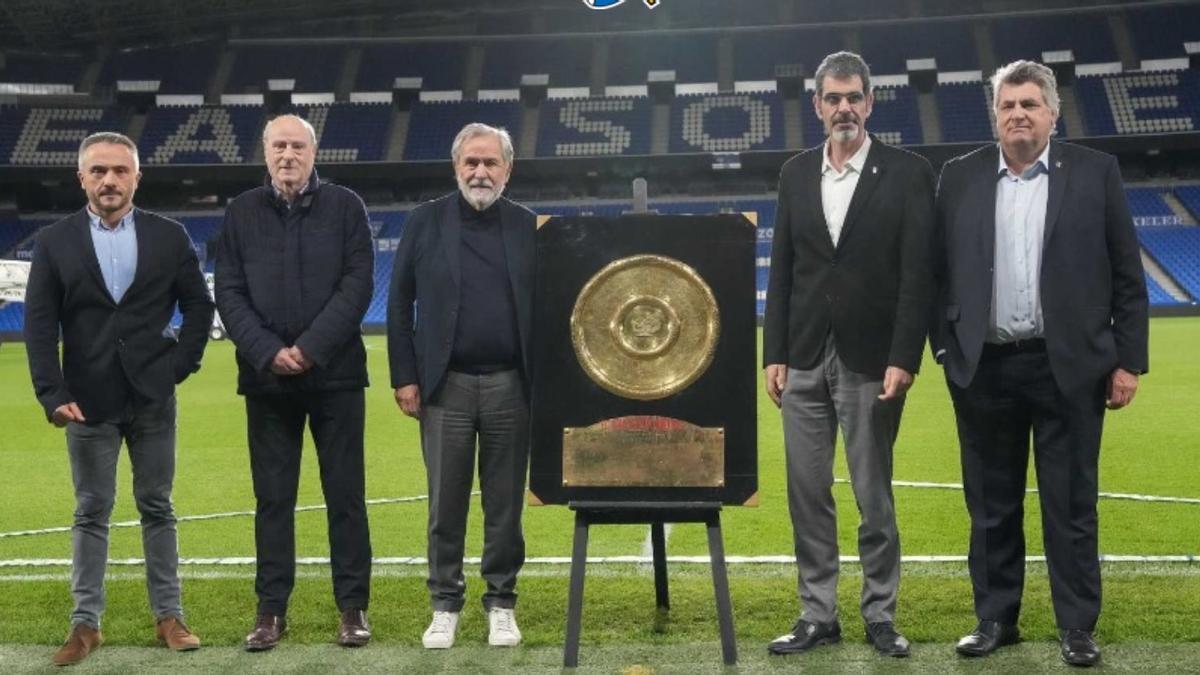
top-left (65, 396), bottom-right (182, 628)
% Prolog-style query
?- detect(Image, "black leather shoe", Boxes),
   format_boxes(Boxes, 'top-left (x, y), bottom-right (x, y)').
top-left (866, 621), bottom-right (910, 657)
top-left (244, 614), bottom-right (286, 652)
top-left (956, 620), bottom-right (1019, 657)
top-left (767, 619), bottom-right (841, 654)
top-left (1060, 629), bottom-right (1101, 667)
top-left (337, 609), bottom-right (371, 647)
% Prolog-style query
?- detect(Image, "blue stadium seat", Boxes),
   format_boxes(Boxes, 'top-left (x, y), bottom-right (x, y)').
top-left (937, 82), bottom-right (994, 143)
top-left (1144, 273), bottom-right (1185, 306)
top-left (282, 102), bottom-right (392, 162)
top-left (1, 106), bottom-right (131, 166)
top-left (140, 105), bottom-right (264, 165)
top-left (990, 14), bottom-right (1117, 65)
top-left (1175, 186), bottom-right (1200, 222)
top-left (607, 33), bottom-right (717, 85)
top-left (538, 97), bottom-right (652, 157)
top-left (1138, 225), bottom-right (1200, 301)
top-left (1126, 3), bottom-right (1200, 61)
top-left (404, 100), bottom-right (523, 161)
top-left (670, 93), bottom-right (785, 153)
top-left (732, 29), bottom-right (844, 83)
top-left (364, 249), bottom-right (395, 326)
top-left (98, 42), bottom-right (221, 94)
top-left (1076, 70), bottom-right (1198, 137)
top-left (356, 44), bottom-right (465, 91)
top-left (1, 54), bottom-right (85, 85)
top-left (1124, 188), bottom-right (1181, 226)
top-left (226, 45), bottom-right (344, 93)
top-left (0, 219), bottom-right (39, 257)
top-left (481, 39), bottom-right (592, 89)
top-left (858, 20), bottom-right (978, 74)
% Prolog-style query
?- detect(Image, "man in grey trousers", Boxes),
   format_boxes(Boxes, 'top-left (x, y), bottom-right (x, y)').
top-left (23, 132), bottom-right (213, 666)
top-left (388, 123), bottom-right (535, 649)
top-left (762, 52), bottom-right (935, 658)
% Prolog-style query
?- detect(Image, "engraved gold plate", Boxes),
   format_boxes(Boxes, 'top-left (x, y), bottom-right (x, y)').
top-left (562, 416), bottom-right (724, 487)
top-left (570, 254), bottom-right (719, 400)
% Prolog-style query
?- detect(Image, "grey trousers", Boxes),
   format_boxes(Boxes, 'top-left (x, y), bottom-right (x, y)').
top-left (420, 370), bottom-right (529, 612)
top-left (781, 337), bottom-right (904, 624)
top-left (65, 396), bottom-right (182, 629)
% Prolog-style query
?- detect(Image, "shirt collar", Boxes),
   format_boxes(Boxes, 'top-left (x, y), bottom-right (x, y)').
top-left (86, 207), bottom-right (135, 232)
top-left (822, 134), bottom-right (872, 176)
top-left (997, 142), bottom-right (1051, 180)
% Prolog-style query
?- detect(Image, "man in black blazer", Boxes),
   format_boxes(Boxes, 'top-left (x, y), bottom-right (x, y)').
top-left (215, 114), bottom-right (375, 651)
top-left (763, 52), bottom-right (934, 658)
top-left (931, 61), bottom-right (1148, 667)
top-left (388, 122), bottom-right (535, 650)
top-left (24, 132), bottom-right (212, 666)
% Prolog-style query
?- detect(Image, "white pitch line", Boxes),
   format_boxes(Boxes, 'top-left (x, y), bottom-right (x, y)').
top-left (838, 478), bottom-right (1200, 505)
top-left (2, 554), bottom-right (1197, 569)
top-left (0, 492), bottom-right (478, 540)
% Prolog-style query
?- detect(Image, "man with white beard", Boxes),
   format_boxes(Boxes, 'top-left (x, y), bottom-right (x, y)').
top-left (763, 51), bottom-right (935, 658)
top-left (387, 123), bottom-right (536, 650)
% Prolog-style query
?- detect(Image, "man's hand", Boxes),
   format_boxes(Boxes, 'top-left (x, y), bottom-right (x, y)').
top-left (395, 384), bottom-right (422, 419)
top-left (51, 402), bottom-right (85, 427)
top-left (878, 366), bottom-right (914, 401)
top-left (270, 347), bottom-right (305, 375)
top-left (1106, 367), bottom-right (1139, 410)
top-left (764, 364), bottom-right (787, 408)
top-left (288, 345), bottom-right (314, 373)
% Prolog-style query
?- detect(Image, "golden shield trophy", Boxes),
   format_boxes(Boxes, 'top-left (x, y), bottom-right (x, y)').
top-left (529, 214), bottom-right (757, 505)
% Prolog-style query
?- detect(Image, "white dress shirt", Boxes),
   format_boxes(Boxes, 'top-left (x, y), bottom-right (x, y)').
top-left (820, 134), bottom-right (872, 246)
top-left (990, 142), bottom-right (1050, 343)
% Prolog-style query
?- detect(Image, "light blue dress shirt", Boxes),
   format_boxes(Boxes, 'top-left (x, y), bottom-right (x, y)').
top-left (990, 143), bottom-right (1050, 343)
top-left (88, 209), bottom-right (138, 304)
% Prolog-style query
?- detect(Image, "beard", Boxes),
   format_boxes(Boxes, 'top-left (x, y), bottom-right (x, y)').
top-left (457, 176), bottom-right (503, 211)
top-left (827, 111), bottom-right (861, 143)
top-left (830, 126), bottom-right (860, 143)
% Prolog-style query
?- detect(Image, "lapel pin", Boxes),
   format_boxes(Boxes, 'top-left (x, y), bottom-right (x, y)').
top-left (871, 166), bottom-right (878, 175)
top-left (1055, 161), bottom-right (1062, 168)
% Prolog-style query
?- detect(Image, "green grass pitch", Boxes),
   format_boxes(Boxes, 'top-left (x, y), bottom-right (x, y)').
top-left (0, 320), bottom-right (1197, 672)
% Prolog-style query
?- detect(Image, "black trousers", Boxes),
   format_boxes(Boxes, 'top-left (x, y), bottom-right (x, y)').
top-left (948, 347), bottom-right (1106, 631)
top-left (420, 370), bottom-right (529, 612)
top-left (245, 389), bottom-right (372, 615)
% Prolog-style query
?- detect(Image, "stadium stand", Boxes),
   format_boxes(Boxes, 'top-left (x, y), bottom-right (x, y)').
top-left (802, 84), bottom-right (922, 146)
top-left (538, 97), bottom-right (653, 157)
top-left (937, 82), bottom-right (995, 143)
top-left (1145, 273), bottom-right (1185, 306)
top-left (225, 44), bottom-right (344, 93)
top-left (0, 219), bottom-right (39, 258)
top-left (404, 99), bottom-right (523, 161)
top-left (2, 106), bottom-right (132, 166)
top-left (607, 33), bottom-right (718, 85)
top-left (1125, 3), bottom-right (1200, 61)
top-left (1125, 187), bottom-right (1182, 226)
top-left (1076, 69), bottom-right (1199, 137)
top-left (481, 39), bottom-right (592, 89)
top-left (356, 43), bottom-right (465, 92)
top-left (141, 105), bottom-right (264, 165)
top-left (1175, 185), bottom-right (1200, 221)
top-left (990, 13), bottom-right (1118, 66)
top-left (731, 28), bottom-right (845, 83)
top-left (1138, 225), bottom-right (1200, 301)
top-left (670, 93), bottom-right (786, 153)
top-left (0, 53), bottom-right (85, 85)
top-left (284, 103), bottom-right (392, 162)
top-left (857, 20), bottom-right (979, 74)
top-left (98, 42), bottom-right (222, 94)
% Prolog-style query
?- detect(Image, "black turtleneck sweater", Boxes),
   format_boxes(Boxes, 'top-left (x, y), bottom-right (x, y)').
top-left (449, 194), bottom-right (520, 373)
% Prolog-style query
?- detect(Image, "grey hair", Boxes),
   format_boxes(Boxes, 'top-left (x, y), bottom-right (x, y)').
top-left (451, 122), bottom-right (514, 166)
top-left (814, 51), bottom-right (872, 97)
top-left (262, 114), bottom-right (318, 146)
top-left (991, 60), bottom-right (1061, 116)
top-left (78, 132), bottom-right (139, 172)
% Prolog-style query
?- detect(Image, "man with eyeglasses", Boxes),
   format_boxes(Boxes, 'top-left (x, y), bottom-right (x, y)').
top-left (763, 51), bottom-right (935, 658)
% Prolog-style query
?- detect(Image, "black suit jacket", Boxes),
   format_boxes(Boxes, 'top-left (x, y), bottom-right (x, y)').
top-left (24, 207), bottom-right (213, 420)
top-left (387, 193), bottom-right (536, 402)
top-left (763, 137), bottom-right (936, 377)
top-left (931, 141), bottom-right (1149, 395)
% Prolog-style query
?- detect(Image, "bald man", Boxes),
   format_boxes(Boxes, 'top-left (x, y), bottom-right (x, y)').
top-left (215, 114), bottom-right (375, 651)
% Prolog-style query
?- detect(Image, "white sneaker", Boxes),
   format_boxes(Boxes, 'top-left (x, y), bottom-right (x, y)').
top-left (422, 611), bottom-right (459, 649)
top-left (488, 607), bottom-right (521, 647)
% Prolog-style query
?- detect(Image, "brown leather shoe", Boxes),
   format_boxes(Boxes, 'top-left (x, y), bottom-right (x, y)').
top-left (52, 623), bottom-right (103, 666)
top-left (244, 614), bottom-right (286, 652)
top-left (337, 609), bottom-right (371, 647)
top-left (156, 615), bottom-right (201, 651)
